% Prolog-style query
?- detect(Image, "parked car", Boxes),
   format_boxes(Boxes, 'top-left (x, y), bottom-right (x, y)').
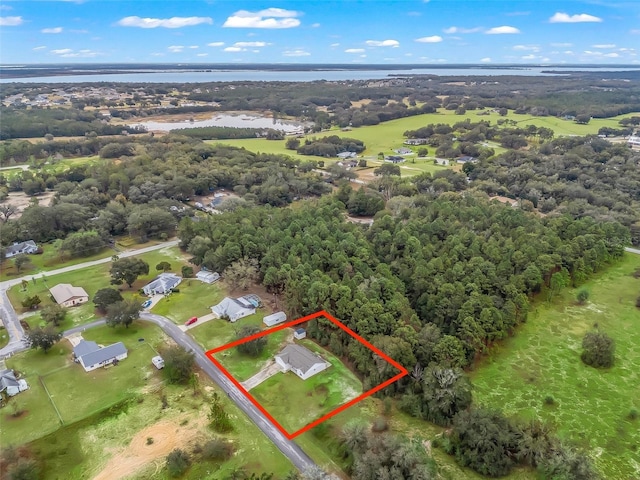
top-left (142, 299), bottom-right (152, 308)
top-left (185, 316), bottom-right (198, 326)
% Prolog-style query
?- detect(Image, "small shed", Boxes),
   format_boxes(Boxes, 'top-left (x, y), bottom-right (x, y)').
top-left (151, 356), bottom-right (165, 369)
top-left (196, 270), bottom-right (220, 284)
top-left (263, 311), bottom-right (287, 327)
top-left (294, 328), bottom-right (306, 340)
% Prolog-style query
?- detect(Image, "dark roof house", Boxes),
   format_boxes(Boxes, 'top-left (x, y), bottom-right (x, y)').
top-left (142, 273), bottom-right (182, 296)
top-left (73, 339), bottom-right (128, 372)
top-left (275, 344), bottom-right (330, 380)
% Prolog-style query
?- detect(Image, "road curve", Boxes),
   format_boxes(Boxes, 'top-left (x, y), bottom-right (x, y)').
top-left (0, 240), bottom-right (180, 357)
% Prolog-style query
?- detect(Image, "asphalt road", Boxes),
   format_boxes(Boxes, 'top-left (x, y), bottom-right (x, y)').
top-left (0, 239), bottom-right (179, 358)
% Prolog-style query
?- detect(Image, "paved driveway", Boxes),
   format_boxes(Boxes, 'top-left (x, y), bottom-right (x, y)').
top-left (241, 360), bottom-right (282, 391)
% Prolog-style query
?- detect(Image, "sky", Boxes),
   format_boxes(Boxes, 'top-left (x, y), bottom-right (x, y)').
top-left (1, 0), bottom-right (639, 65)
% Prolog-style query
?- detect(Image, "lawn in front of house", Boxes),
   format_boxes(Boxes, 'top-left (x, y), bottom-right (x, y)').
top-left (151, 279), bottom-right (225, 324)
top-left (1, 321), bottom-right (166, 447)
top-left (7, 246), bottom-right (188, 329)
top-left (248, 338), bottom-right (362, 434)
top-left (471, 253), bottom-right (640, 479)
top-left (188, 312), bottom-right (267, 352)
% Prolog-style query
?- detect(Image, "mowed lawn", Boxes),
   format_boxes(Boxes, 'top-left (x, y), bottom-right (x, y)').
top-left (1, 321), bottom-right (166, 447)
top-left (189, 312), bottom-right (267, 352)
top-left (208, 109), bottom-right (639, 161)
top-left (250, 338), bottom-right (362, 434)
top-left (471, 253), bottom-right (640, 479)
top-left (151, 279), bottom-right (225, 324)
top-left (7, 246), bottom-right (189, 328)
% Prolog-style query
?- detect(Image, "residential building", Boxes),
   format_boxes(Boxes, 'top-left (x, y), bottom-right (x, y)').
top-left (337, 151), bottom-right (357, 159)
top-left (142, 273), bottom-right (182, 296)
top-left (196, 270), bottom-right (220, 284)
top-left (0, 369), bottom-right (29, 396)
top-left (394, 147), bottom-right (413, 155)
top-left (73, 340), bottom-right (128, 372)
top-left (49, 284), bottom-right (89, 308)
top-left (385, 155), bottom-right (405, 164)
top-left (263, 311), bottom-right (287, 327)
top-left (404, 138), bottom-right (428, 145)
top-left (275, 344), bottom-right (330, 380)
top-left (211, 296), bottom-right (257, 322)
top-left (628, 135), bottom-right (640, 147)
top-left (5, 240), bottom-right (38, 259)
top-left (456, 155), bottom-right (478, 164)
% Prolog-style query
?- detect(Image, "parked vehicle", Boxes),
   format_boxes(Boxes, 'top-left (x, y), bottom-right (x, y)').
top-left (185, 316), bottom-right (198, 326)
top-left (142, 299), bottom-right (152, 308)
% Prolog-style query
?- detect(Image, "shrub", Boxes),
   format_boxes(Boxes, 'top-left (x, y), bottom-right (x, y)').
top-left (201, 438), bottom-right (233, 461)
top-left (576, 288), bottom-right (590, 305)
top-left (166, 449), bottom-right (190, 478)
top-left (544, 396), bottom-right (555, 406)
top-left (146, 437), bottom-right (154, 445)
top-left (628, 409), bottom-right (638, 421)
top-left (371, 416), bottom-right (388, 432)
top-left (581, 331), bottom-right (615, 368)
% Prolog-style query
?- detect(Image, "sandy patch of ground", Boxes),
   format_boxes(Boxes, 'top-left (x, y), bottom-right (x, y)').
top-left (3, 191), bottom-right (56, 219)
top-left (91, 415), bottom-right (207, 480)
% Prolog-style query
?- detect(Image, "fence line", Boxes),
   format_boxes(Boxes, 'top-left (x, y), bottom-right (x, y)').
top-left (39, 375), bottom-right (64, 426)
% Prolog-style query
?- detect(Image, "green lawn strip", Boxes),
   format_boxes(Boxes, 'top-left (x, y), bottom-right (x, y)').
top-left (151, 279), bottom-right (225, 324)
top-left (188, 312), bottom-right (266, 352)
top-left (1, 322), bottom-right (165, 447)
top-left (249, 340), bottom-right (362, 434)
top-left (7, 246), bottom-right (187, 328)
top-left (470, 253), bottom-right (640, 479)
top-left (207, 109), bottom-right (639, 161)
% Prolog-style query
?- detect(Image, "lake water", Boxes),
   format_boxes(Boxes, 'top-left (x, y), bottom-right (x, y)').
top-left (132, 112), bottom-right (306, 132)
top-left (2, 66), bottom-right (638, 83)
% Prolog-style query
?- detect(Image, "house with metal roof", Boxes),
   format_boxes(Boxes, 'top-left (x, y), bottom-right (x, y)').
top-left (0, 369), bottom-right (29, 396)
top-left (142, 273), bottom-right (182, 296)
top-left (73, 339), bottom-right (128, 372)
top-left (211, 296), bottom-right (257, 322)
top-left (5, 240), bottom-right (38, 259)
top-left (49, 283), bottom-right (89, 308)
top-left (275, 344), bottom-right (330, 380)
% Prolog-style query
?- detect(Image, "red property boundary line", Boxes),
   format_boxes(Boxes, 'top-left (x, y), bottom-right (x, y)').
top-left (205, 310), bottom-right (408, 440)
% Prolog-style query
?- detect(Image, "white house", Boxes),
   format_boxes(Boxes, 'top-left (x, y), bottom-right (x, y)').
top-left (394, 147), bottom-right (413, 155)
top-left (73, 340), bottom-right (128, 372)
top-left (142, 273), bottom-right (182, 296)
top-left (628, 135), bottom-right (640, 147)
top-left (263, 311), bottom-right (287, 327)
top-left (337, 151), bottom-right (357, 159)
top-left (196, 270), bottom-right (220, 284)
top-left (275, 344), bottom-right (330, 381)
top-left (0, 369), bottom-right (29, 396)
top-left (5, 240), bottom-right (38, 259)
top-left (49, 284), bottom-right (89, 308)
top-left (211, 297), bottom-right (256, 322)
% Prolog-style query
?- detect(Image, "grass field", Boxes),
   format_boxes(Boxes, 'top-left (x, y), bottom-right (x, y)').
top-left (1, 321), bottom-right (166, 447)
top-left (189, 312), bottom-right (267, 352)
top-left (151, 279), bottom-right (225, 324)
top-left (249, 338), bottom-right (362, 434)
top-left (471, 253), bottom-right (640, 479)
top-left (207, 109), bottom-right (639, 163)
top-left (7, 246), bottom-right (189, 328)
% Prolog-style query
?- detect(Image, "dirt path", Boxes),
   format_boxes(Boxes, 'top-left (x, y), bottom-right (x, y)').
top-left (91, 417), bottom-right (205, 480)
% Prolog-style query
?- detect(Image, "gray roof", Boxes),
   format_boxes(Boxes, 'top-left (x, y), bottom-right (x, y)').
top-left (5, 240), bottom-right (37, 256)
top-left (143, 273), bottom-right (181, 293)
top-left (212, 297), bottom-right (255, 318)
top-left (73, 340), bottom-right (99, 358)
top-left (295, 328), bottom-right (306, 334)
top-left (0, 369), bottom-right (19, 391)
top-left (276, 344), bottom-right (326, 375)
top-left (80, 342), bottom-right (127, 367)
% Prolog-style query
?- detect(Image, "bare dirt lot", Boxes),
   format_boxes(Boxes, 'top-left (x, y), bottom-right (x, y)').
top-left (3, 191), bottom-right (56, 219)
top-left (91, 415), bottom-right (208, 480)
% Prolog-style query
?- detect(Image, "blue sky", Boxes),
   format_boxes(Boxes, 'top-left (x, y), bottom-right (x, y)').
top-left (1, 0), bottom-right (638, 64)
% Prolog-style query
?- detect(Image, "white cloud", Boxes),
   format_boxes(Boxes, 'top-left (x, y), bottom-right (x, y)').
top-left (513, 44), bottom-right (539, 51)
top-left (415, 35), bottom-right (443, 43)
top-left (443, 26), bottom-right (482, 34)
top-left (360, 54), bottom-right (367, 58)
top-left (311, 23), bottom-right (320, 28)
top-left (604, 52), bottom-right (620, 57)
top-left (207, 42), bottom-right (225, 47)
top-left (631, 29), bottom-right (640, 34)
top-left (234, 41), bottom-right (268, 47)
top-left (480, 57), bottom-right (491, 62)
top-left (223, 8), bottom-right (301, 29)
top-left (592, 44), bottom-right (615, 48)
top-left (549, 12), bottom-right (602, 23)
top-left (167, 45), bottom-right (184, 53)
top-left (521, 54), bottom-right (537, 60)
top-left (50, 48), bottom-right (73, 54)
top-left (196, 53), bottom-right (208, 57)
top-left (224, 46), bottom-right (244, 52)
top-left (0, 16), bottom-right (23, 26)
top-left (189, 45), bottom-right (199, 49)
top-left (486, 26), bottom-right (520, 34)
top-left (33, 46), bottom-right (47, 51)
top-left (365, 39), bottom-right (400, 47)
top-left (117, 16), bottom-right (213, 28)
top-left (0, 5), bottom-right (12, 10)
top-left (283, 49), bottom-right (310, 57)
top-left (42, 27), bottom-right (63, 33)
top-left (550, 42), bottom-right (572, 47)
top-left (345, 48), bottom-right (365, 53)
top-left (50, 48), bottom-right (99, 57)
